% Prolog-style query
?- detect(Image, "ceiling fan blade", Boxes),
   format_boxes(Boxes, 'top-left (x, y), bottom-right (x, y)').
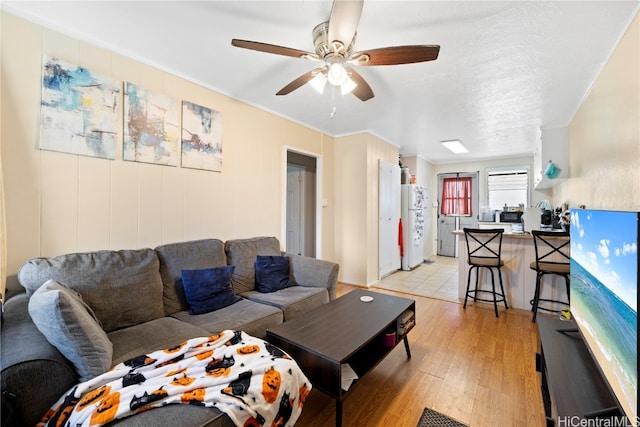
top-left (276, 68), bottom-right (324, 96)
top-left (351, 45), bottom-right (440, 66)
top-left (328, 0), bottom-right (364, 52)
top-left (348, 68), bottom-right (374, 101)
top-left (231, 39), bottom-right (319, 60)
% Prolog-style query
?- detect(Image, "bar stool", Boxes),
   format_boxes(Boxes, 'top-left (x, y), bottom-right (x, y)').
top-left (529, 230), bottom-right (570, 323)
top-left (463, 228), bottom-right (508, 317)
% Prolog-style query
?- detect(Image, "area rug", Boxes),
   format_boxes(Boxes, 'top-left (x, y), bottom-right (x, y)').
top-left (416, 408), bottom-right (468, 427)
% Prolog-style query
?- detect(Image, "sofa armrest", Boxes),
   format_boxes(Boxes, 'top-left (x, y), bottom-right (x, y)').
top-left (288, 255), bottom-right (339, 301)
top-left (1, 294), bottom-right (78, 427)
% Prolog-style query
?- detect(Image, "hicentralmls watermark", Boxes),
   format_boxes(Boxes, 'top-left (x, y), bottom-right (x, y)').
top-left (557, 416), bottom-right (640, 427)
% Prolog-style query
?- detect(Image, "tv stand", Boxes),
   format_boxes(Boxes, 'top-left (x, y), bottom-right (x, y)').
top-left (584, 406), bottom-right (622, 419)
top-left (556, 327), bottom-right (579, 336)
top-left (536, 317), bottom-right (623, 427)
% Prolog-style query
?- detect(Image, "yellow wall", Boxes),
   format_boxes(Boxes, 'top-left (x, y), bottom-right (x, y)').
top-left (555, 13), bottom-right (640, 210)
top-left (335, 132), bottom-right (399, 285)
top-left (0, 12), bottom-right (337, 294)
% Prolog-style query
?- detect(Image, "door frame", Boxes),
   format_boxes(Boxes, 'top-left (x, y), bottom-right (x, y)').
top-left (282, 146), bottom-right (323, 258)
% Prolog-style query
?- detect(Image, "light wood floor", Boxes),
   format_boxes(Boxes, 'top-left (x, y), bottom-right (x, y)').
top-left (296, 283), bottom-right (546, 427)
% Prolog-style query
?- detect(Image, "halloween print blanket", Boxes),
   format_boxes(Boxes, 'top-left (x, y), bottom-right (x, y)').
top-left (38, 330), bottom-right (311, 427)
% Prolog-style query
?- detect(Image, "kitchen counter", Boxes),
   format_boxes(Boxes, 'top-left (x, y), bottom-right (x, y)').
top-left (454, 229), bottom-right (533, 238)
top-left (476, 222), bottom-right (527, 233)
top-left (475, 222), bottom-right (517, 225)
top-left (453, 229), bottom-right (569, 312)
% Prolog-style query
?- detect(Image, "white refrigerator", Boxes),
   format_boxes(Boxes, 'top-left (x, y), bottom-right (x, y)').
top-left (401, 184), bottom-right (427, 270)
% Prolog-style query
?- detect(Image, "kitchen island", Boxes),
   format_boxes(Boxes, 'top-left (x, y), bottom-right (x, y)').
top-left (453, 230), bottom-right (569, 313)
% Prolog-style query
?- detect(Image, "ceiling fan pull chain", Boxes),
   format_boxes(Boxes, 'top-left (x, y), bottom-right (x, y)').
top-left (330, 86), bottom-right (337, 119)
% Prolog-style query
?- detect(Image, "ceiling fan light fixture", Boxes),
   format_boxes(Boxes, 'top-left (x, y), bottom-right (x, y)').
top-left (340, 77), bottom-right (358, 95)
top-left (309, 72), bottom-right (328, 93)
top-left (231, 1), bottom-right (440, 102)
top-left (327, 62), bottom-right (349, 86)
top-left (441, 139), bottom-right (468, 154)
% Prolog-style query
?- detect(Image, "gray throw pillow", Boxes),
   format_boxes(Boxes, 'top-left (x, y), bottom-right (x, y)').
top-left (28, 279), bottom-right (113, 381)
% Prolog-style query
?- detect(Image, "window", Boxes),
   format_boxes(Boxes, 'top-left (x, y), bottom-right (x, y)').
top-left (441, 176), bottom-right (472, 216)
top-left (487, 168), bottom-right (528, 210)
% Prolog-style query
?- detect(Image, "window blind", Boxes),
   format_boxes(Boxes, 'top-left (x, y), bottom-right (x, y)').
top-left (488, 169), bottom-right (528, 209)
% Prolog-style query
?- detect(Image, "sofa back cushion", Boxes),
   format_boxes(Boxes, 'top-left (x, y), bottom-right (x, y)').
top-left (18, 249), bottom-right (164, 333)
top-left (155, 239), bottom-right (227, 315)
top-left (224, 237), bottom-right (281, 294)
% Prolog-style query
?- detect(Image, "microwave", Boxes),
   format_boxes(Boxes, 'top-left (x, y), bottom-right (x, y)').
top-left (500, 211), bottom-right (523, 223)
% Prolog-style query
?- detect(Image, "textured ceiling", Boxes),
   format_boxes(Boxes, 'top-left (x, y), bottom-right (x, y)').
top-left (4, 1), bottom-right (639, 163)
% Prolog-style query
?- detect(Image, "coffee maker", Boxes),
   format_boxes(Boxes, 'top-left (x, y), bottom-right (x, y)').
top-left (540, 210), bottom-right (553, 229)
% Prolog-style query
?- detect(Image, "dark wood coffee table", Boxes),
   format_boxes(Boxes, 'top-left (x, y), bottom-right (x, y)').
top-left (266, 289), bottom-right (416, 427)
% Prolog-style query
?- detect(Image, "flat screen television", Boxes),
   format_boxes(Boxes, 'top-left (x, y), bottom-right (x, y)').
top-left (569, 209), bottom-right (638, 422)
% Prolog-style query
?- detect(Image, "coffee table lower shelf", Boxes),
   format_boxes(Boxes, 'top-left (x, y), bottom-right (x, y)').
top-left (266, 289), bottom-right (415, 427)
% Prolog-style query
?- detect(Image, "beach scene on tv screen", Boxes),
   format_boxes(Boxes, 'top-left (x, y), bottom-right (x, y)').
top-left (569, 209), bottom-right (637, 421)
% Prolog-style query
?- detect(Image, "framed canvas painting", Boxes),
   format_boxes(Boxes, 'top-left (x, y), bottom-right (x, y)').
top-left (181, 101), bottom-right (223, 172)
top-left (39, 56), bottom-right (120, 159)
top-left (123, 82), bottom-right (179, 166)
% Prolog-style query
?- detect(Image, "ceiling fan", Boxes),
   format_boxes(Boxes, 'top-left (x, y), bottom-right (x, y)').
top-left (231, 0), bottom-right (440, 102)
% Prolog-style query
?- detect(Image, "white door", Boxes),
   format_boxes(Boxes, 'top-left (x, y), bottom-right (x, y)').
top-left (286, 164), bottom-right (304, 256)
top-left (379, 160), bottom-right (401, 278)
top-left (437, 172), bottom-right (479, 257)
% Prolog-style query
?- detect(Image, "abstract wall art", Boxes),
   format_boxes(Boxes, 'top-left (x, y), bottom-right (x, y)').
top-left (39, 55), bottom-right (120, 159)
top-left (123, 82), bottom-right (179, 166)
top-left (181, 101), bottom-right (223, 172)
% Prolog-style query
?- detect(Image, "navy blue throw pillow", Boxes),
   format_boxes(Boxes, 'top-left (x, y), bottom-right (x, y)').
top-left (181, 266), bottom-right (241, 315)
top-left (255, 255), bottom-right (298, 293)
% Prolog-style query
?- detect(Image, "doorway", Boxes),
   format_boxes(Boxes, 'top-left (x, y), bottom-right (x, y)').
top-left (286, 151), bottom-right (317, 257)
top-left (437, 172), bottom-right (479, 257)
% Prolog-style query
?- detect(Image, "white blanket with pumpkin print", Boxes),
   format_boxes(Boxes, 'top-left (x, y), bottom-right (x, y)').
top-left (38, 330), bottom-right (311, 427)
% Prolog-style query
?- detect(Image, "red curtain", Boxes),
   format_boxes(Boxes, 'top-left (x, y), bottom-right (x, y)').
top-left (441, 177), bottom-right (472, 216)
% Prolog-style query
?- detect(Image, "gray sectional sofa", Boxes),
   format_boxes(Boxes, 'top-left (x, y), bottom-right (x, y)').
top-left (0, 236), bottom-right (339, 427)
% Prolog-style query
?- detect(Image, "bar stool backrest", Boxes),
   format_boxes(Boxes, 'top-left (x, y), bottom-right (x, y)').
top-left (531, 230), bottom-right (570, 270)
top-left (463, 228), bottom-right (504, 265)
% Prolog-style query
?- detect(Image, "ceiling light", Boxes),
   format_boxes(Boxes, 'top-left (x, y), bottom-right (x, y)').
top-left (340, 77), bottom-right (357, 95)
top-left (327, 63), bottom-right (348, 86)
top-left (441, 139), bottom-right (468, 154)
top-left (309, 72), bottom-right (327, 94)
